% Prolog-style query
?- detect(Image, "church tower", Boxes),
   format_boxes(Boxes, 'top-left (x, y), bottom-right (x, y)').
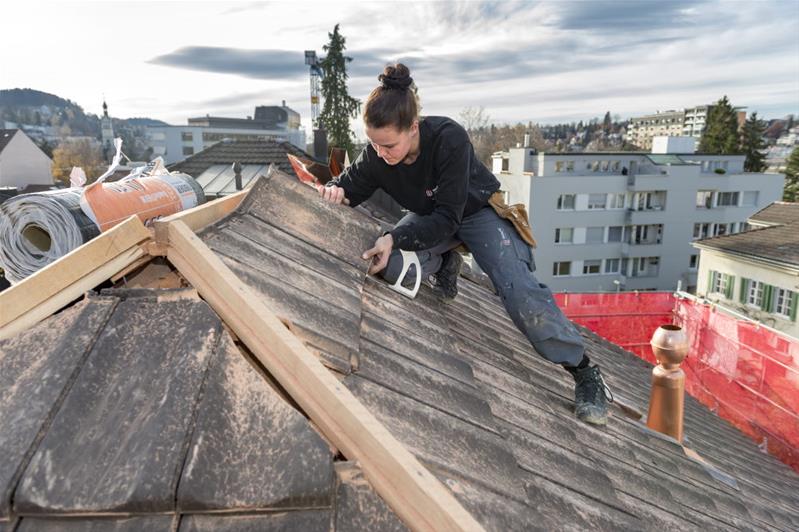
top-left (101, 98), bottom-right (115, 161)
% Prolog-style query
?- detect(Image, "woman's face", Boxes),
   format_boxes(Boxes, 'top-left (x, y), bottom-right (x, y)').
top-left (365, 120), bottom-right (419, 165)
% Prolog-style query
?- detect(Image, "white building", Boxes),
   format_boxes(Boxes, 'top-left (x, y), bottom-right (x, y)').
top-left (0, 129), bottom-right (53, 190)
top-left (693, 202), bottom-right (799, 338)
top-left (492, 136), bottom-right (784, 293)
top-left (146, 103), bottom-right (305, 165)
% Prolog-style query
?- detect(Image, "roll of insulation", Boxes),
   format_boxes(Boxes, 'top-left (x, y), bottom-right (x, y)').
top-left (0, 173), bottom-right (205, 283)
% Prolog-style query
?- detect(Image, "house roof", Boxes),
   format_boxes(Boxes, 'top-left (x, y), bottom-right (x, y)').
top-left (1, 171), bottom-right (798, 530)
top-left (0, 130), bottom-right (18, 154)
top-left (749, 201), bottom-right (799, 227)
top-left (168, 139), bottom-right (313, 180)
top-left (694, 221), bottom-right (799, 269)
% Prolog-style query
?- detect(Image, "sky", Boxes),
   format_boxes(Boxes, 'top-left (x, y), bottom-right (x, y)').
top-left (2, 0), bottom-right (798, 140)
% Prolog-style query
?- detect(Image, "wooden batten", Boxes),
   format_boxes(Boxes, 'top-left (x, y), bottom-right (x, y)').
top-left (163, 219), bottom-right (483, 532)
top-left (154, 188), bottom-right (249, 244)
top-left (0, 216), bottom-right (151, 339)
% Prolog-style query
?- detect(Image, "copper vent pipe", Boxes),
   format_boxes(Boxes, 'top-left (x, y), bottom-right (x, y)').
top-left (647, 324), bottom-right (689, 442)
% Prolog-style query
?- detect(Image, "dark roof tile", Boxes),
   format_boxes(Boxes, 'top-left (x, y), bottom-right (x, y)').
top-left (0, 130), bottom-right (17, 154)
top-left (749, 201), bottom-right (799, 226)
top-left (694, 222), bottom-right (799, 267)
top-left (168, 139), bottom-right (313, 179)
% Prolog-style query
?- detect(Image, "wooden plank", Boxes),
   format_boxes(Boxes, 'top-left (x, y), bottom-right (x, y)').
top-left (164, 220), bottom-right (483, 532)
top-left (0, 216), bottom-right (151, 329)
top-left (153, 189), bottom-right (249, 244)
top-left (0, 246), bottom-right (146, 340)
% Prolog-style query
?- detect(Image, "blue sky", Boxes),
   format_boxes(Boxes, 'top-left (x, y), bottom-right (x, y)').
top-left (3, 0), bottom-right (798, 139)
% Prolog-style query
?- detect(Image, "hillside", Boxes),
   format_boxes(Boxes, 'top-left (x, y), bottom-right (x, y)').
top-left (0, 88), bottom-right (166, 160)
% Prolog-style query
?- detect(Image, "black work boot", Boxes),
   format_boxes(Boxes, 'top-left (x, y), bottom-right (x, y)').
top-left (431, 250), bottom-right (463, 303)
top-left (569, 364), bottom-right (612, 426)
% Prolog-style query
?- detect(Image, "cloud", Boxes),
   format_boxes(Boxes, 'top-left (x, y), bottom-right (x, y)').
top-left (549, 0), bottom-right (717, 31)
top-left (148, 47), bottom-right (312, 79)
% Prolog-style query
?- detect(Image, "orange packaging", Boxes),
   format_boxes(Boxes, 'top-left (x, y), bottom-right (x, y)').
top-left (79, 174), bottom-right (203, 232)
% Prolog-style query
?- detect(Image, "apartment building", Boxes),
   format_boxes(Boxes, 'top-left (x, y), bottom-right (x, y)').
top-left (145, 103), bottom-right (305, 165)
top-left (628, 105), bottom-right (747, 150)
top-left (492, 137), bottom-right (783, 293)
top-left (626, 110), bottom-right (685, 150)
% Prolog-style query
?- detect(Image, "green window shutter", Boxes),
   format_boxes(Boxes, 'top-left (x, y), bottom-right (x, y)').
top-left (739, 278), bottom-right (749, 304)
top-left (707, 270), bottom-right (714, 293)
top-left (725, 275), bottom-right (735, 299)
top-left (791, 292), bottom-right (798, 322)
top-left (763, 285), bottom-right (773, 312)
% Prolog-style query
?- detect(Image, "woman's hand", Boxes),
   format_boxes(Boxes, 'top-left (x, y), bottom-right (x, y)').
top-left (319, 183), bottom-right (348, 205)
top-left (363, 233), bottom-right (394, 275)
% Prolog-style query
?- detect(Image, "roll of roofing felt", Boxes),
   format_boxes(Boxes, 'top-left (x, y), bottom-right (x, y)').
top-left (0, 173), bottom-right (205, 283)
top-left (0, 188), bottom-right (99, 283)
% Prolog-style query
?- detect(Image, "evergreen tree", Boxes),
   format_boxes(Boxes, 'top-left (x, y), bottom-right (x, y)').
top-left (602, 111), bottom-right (612, 131)
top-left (741, 112), bottom-right (767, 172)
top-left (319, 24), bottom-right (360, 159)
top-left (698, 96), bottom-right (739, 154)
top-left (784, 148), bottom-right (799, 202)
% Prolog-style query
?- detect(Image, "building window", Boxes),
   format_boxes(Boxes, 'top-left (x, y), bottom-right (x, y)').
top-left (553, 261), bottom-right (571, 276)
top-left (612, 161), bottom-right (621, 172)
top-left (586, 226), bottom-right (605, 244)
top-left (696, 190), bottom-right (714, 209)
top-left (689, 254), bottom-right (698, 269)
top-left (557, 194), bottom-right (575, 210)
top-left (604, 258), bottom-right (621, 273)
top-left (555, 227), bottom-right (574, 244)
top-left (717, 191), bottom-right (739, 206)
top-left (566, 161), bottom-right (575, 172)
top-left (601, 160), bottom-right (610, 172)
top-left (747, 280), bottom-right (765, 307)
top-left (555, 161), bottom-right (564, 173)
top-left (693, 223), bottom-right (711, 240)
top-left (592, 161), bottom-right (600, 172)
top-left (608, 193), bottom-right (625, 209)
top-left (607, 226), bottom-right (624, 242)
top-left (587, 193), bottom-right (607, 210)
top-left (182, 146), bottom-right (194, 156)
top-left (583, 260), bottom-right (601, 275)
top-left (742, 191), bottom-right (758, 206)
top-left (709, 270), bottom-right (734, 299)
top-left (181, 132), bottom-right (193, 141)
top-left (775, 288), bottom-right (795, 318)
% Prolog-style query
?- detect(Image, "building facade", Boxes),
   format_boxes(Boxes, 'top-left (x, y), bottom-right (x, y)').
top-left (627, 104), bottom-right (747, 150)
top-left (693, 203), bottom-right (799, 338)
top-left (626, 110), bottom-right (685, 150)
top-left (146, 104), bottom-right (305, 165)
top-left (492, 138), bottom-right (783, 293)
top-left (0, 129), bottom-right (53, 190)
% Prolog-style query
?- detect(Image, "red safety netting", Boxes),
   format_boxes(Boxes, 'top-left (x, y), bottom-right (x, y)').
top-left (554, 292), bottom-right (675, 362)
top-left (554, 292), bottom-right (799, 472)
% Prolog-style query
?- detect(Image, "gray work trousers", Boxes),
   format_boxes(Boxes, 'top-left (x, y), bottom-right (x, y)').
top-left (382, 207), bottom-right (585, 366)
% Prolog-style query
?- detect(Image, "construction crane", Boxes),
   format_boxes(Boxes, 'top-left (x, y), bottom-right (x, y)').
top-left (304, 50), bottom-right (323, 128)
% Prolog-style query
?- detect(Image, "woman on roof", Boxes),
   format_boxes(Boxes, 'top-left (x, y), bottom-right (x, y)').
top-left (320, 64), bottom-right (611, 425)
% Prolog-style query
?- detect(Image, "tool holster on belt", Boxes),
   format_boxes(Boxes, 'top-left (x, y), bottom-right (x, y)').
top-left (488, 192), bottom-right (537, 248)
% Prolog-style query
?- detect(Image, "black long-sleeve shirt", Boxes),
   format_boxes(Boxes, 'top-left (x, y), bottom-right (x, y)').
top-left (335, 116), bottom-right (500, 251)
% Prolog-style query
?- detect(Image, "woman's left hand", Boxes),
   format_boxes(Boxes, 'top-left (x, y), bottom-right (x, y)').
top-left (363, 234), bottom-right (394, 275)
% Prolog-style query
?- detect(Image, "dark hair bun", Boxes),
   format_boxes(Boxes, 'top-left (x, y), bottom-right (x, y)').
top-left (378, 63), bottom-right (413, 90)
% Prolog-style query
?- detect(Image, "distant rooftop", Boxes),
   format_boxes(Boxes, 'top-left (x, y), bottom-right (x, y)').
top-left (749, 201), bottom-right (799, 227)
top-left (694, 221), bottom-right (799, 269)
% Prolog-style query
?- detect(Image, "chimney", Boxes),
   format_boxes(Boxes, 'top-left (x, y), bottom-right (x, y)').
top-left (313, 128), bottom-right (328, 161)
top-left (233, 161), bottom-right (242, 191)
top-left (523, 131), bottom-right (530, 147)
top-left (282, 100), bottom-right (286, 107)
top-left (647, 324), bottom-right (689, 442)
